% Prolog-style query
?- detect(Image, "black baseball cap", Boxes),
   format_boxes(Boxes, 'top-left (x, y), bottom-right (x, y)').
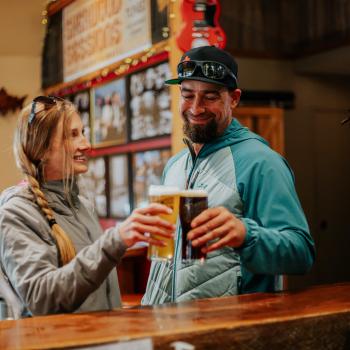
top-left (165, 46), bottom-right (238, 89)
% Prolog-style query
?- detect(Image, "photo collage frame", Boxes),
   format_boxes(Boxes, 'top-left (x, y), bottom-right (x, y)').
top-left (76, 148), bottom-right (171, 219)
top-left (68, 60), bottom-right (173, 219)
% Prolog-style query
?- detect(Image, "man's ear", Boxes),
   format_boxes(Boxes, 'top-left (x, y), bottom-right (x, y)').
top-left (229, 89), bottom-right (242, 109)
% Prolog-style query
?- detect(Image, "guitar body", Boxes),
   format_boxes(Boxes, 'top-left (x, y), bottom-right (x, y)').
top-left (176, 0), bottom-right (226, 52)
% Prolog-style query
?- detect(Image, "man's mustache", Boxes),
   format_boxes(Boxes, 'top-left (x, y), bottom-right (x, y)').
top-left (183, 111), bottom-right (216, 120)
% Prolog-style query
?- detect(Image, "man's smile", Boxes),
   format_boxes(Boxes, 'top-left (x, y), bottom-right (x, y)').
top-left (185, 112), bottom-right (214, 125)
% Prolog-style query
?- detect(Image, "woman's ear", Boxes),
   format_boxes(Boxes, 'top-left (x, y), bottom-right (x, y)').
top-left (230, 89), bottom-right (242, 109)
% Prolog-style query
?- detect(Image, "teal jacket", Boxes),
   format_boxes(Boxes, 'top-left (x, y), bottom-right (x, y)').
top-left (142, 119), bottom-right (315, 305)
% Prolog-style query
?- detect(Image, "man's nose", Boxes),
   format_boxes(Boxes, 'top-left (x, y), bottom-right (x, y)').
top-left (189, 96), bottom-right (205, 115)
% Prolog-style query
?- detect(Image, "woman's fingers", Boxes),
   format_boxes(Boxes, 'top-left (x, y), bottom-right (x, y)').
top-left (119, 203), bottom-right (176, 247)
top-left (131, 212), bottom-right (175, 230)
top-left (130, 232), bottom-right (168, 247)
top-left (127, 220), bottom-right (174, 239)
top-left (134, 203), bottom-right (172, 215)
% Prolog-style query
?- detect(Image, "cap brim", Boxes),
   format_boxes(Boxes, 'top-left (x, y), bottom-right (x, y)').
top-left (165, 76), bottom-right (229, 88)
top-left (164, 78), bottom-right (183, 85)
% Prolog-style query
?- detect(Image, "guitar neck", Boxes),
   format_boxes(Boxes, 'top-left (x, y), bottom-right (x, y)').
top-left (194, 20), bottom-right (212, 27)
top-left (193, 0), bottom-right (216, 27)
top-left (194, 3), bottom-right (207, 12)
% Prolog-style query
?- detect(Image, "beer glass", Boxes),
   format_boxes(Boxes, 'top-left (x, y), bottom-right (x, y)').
top-left (179, 189), bottom-right (208, 263)
top-left (147, 185), bottom-right (180, 261)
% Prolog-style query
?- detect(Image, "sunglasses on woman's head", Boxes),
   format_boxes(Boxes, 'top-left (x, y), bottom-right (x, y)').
top-left (28, 95), bottom-right (64, 125)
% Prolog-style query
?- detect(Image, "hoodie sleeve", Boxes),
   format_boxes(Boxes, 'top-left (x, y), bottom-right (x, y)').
top-left (235, 142), bottom-right (315, 276)
top-left (0, 197), bottom-right (127, 316)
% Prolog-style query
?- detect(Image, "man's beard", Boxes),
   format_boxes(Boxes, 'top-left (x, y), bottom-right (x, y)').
top-left (183, 113), bottom-right (219, 143)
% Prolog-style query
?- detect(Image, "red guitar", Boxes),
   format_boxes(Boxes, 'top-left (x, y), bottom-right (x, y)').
top-left (176, 0), bottom-right (226, 52)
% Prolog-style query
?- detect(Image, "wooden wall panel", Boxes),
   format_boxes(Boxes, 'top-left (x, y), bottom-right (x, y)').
top-left (220, 0), bottom-right (350, 58)
top-left (235, 107), bottom-right (285, 155)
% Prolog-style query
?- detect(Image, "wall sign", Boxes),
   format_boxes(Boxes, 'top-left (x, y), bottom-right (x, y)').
top-left (63, 0), bottom-right (152, 82)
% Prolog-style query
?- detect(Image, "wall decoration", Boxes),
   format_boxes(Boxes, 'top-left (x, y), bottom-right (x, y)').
top-left (132, 148), bottom-right (172, 208)
top-left (42, 10), bottom-right (63, 89)
top-left (129, 61), bottom-right (172, 140)
top-left (109, 154), bottom-right (130, 218)
top-left (92, 78), bottom-right (127, 147)
top-left (66, 90), bottom-right (91, 143)
top-left (151, 0), bottom-right (169, 44)
top-left (78, 157), bottom-right (107, 217)
top-left (176, 0), bottom-right (226, 52)
top-left (0, 88), bottom-right (27, 116)
top-left (62, 0), bottom-right (152, 82)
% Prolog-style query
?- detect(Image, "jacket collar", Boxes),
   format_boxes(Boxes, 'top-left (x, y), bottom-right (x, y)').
top-left (42, 179), bottom-right (80, 213)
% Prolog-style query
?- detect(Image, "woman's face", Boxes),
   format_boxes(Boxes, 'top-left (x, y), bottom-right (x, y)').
top-left (44, 112), bottom-right (91, 180)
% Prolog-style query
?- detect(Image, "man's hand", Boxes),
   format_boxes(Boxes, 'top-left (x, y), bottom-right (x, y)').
top-left (187, 206), bottom-right (246, 253)
top-left (118, 203), bottom-right (175, 247)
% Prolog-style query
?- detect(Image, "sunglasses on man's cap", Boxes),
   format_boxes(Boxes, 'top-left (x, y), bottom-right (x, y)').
top-left (177, 60), bottom-right (237, 82)
top-left (165, 46), bottom-right (238, 89)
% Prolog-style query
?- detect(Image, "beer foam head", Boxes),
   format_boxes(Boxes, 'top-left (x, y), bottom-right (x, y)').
top-left (180, 189), bottom-right (208, 197)
top-left (149, 185), bottom-right (180, 196)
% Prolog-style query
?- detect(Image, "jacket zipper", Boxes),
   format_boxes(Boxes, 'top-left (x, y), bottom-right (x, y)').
top-left (171, 140), bottom-right (202, 302)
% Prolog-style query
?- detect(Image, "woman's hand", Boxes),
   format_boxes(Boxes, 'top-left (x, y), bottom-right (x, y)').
top-left (118, 203), bottom-right (176, 248)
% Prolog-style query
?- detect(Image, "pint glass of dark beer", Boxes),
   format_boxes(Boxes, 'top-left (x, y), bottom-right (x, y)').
top-left (179, 189), bottom-right (208, 263)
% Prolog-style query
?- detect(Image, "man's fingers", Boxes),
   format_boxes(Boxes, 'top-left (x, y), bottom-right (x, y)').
top-left (191, 207), bottom-right (221, 228)
top-left (202, 235), bottom-right (232, 253)
top-left (191, 224), bottom-right (230, 246)
top-left (188, 213), bottom-right (228, 240)
top-left (191, 206), bottom-right (232, 230)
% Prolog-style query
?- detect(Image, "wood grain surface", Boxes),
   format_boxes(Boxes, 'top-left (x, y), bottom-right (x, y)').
top-left (1, 283), bottom-right (350, 349)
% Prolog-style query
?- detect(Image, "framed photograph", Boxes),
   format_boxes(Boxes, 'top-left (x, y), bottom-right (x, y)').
top-left (77, 156), bottom-right (107, 217)
top-left (132, 148), bottom-right (172, 208)
top-left (151, 0), bottom-right (168, 44)
top-left (129, 61), bottom-right (172, 140)
top-left (109, 154), bottom-right (130, 218)
top-left (91, 78), bottom-right (127, 147)
top-left (66, 89), bottom-right (91, 144)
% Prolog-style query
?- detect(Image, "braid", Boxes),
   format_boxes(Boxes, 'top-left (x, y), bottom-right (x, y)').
top-left (14, 100), bottom-right (78, 266)
top-left (26, 174), bottom-right (76, 265)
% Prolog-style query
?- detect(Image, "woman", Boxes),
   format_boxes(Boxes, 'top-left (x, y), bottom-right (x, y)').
top-left (0, 96), bottom-right (174, 317)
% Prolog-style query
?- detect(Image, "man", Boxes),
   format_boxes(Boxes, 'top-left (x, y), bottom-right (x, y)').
top-left (142, 46), bottom-right (315, 305)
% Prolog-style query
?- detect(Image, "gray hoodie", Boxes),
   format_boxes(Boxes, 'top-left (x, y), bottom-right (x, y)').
top-left (0, 180), bottom-right (127, 317)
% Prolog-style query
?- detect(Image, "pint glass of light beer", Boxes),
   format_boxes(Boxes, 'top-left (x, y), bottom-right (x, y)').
top-left (179, 189), bottom-right (208, 263)
top-left (147, 185), bottom-right (180, 261)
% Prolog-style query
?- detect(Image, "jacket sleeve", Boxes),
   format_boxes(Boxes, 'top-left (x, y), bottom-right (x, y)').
top-left (0, 204), bottom-right (127, 315)
top-left (236, 145), bottom-right (315, 275)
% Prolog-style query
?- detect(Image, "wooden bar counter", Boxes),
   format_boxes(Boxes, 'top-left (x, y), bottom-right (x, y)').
top-left (1, 283), bottom-right (350, 349)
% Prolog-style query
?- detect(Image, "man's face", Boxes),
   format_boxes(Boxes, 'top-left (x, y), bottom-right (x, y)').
top-left (180, 80), bottom-right (241, 143)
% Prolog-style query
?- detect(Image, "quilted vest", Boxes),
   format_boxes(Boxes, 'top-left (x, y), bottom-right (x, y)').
top-left (142, 145), bottom-right (242, 304)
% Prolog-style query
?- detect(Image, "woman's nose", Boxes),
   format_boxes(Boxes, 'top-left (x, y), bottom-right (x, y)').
top-left (80, 135), bottom-right (91, 151)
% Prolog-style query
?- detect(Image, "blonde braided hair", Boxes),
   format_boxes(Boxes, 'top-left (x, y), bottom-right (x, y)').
top-left (14, 99), bottom-right (77, 265)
